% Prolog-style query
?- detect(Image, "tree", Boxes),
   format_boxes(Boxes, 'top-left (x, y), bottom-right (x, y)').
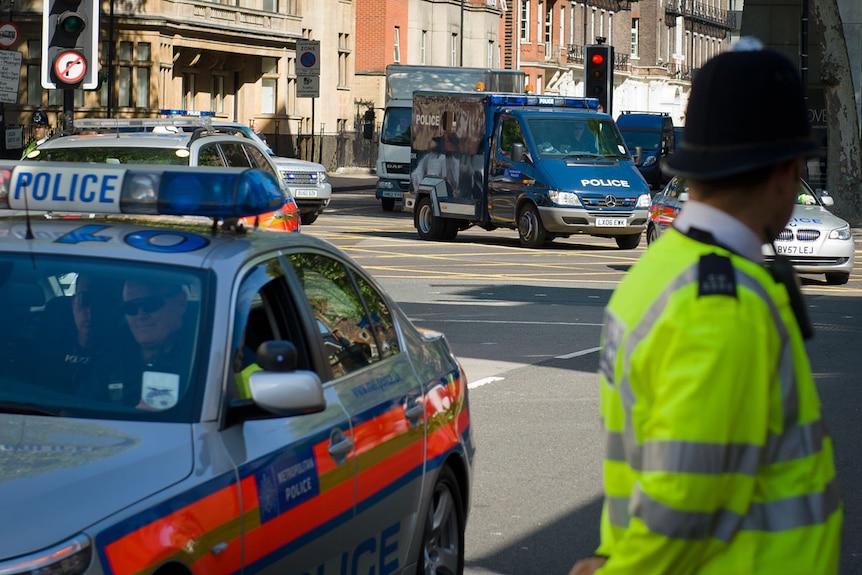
top-left (811, 0), bottom-right (862, 223)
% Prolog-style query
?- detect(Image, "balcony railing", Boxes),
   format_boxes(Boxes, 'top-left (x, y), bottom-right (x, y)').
top-left (665, 0), bottom-right (733, 29)
top-left (567, 44), bottom-right (629, 70)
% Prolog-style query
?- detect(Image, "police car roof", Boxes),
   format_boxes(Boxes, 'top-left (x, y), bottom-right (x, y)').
top-left (37, 132), bottom-right (194, 149)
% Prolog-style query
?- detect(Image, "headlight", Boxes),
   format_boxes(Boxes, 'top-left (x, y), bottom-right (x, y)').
top-left (318, 172), bottom-right (327, 183)
top-left (377, 179), bottom-right (397, 190)
top-left (549, 190), bottom-right (582, 207)
top-left (643, 155), bottom-right (657, 167)
top-left (0, 535), bottom-right (91, 575)
top-left (636, 193), bottom-right (652, 208)
top-left (828, 225), bottom-right (852, 240)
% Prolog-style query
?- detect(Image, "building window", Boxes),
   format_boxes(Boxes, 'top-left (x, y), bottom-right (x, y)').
top-left (26, 40), bottom-right (42, 107)
top-left (545, 2), bottom-right (552, 46)
top-left (520, 0), bottom-right (530, 42)
top-left (261, 56), bottom-right (277, 114)
top-left (286, 56), bottom-right (295, 116)
top-left (338, 33), bottom-right (350, 88)
top-left (393, 27), bottom-right (401, 63)
top-left (114, 42), bottom-right (150, 108)
top-left (263, 0), bottom-right (276, 12)
top-left (631, 18), bottom-right (639, 58)
top-left (451, 33), bottom-right (458, 66)
top-left (135, 43), bottom-right (150, 108)
top-left (537, 0), bottom-right (543, 47)
top-left (421, 31), bottom-right (427, 65)
top-left (559, 5), bottom-right (565, 48)
top-left (488, 40), bottom-right (494, 68)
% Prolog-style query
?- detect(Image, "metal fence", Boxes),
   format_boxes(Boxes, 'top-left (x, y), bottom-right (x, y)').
top-left (267, 131), bottom-right (378, 172)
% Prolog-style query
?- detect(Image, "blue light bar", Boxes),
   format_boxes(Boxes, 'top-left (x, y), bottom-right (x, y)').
top-left (486, 93), bottom-right (599, 111)
top-left (0, 163), bottom-right (284, 218)
top-left (159, 109), bottom-right (216, 117)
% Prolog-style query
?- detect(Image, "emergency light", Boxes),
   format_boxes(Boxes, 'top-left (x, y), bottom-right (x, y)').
top-left (487, 93), bottom-right (600, 110)
top-left (0, 163), bottom-right (284, 218)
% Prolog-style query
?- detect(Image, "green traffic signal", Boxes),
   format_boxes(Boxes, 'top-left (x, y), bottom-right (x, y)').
top-left (58, 11), bottom-right (86, 35)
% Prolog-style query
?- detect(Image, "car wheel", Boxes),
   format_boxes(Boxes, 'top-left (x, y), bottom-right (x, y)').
top-left (381, 198), bottom-right (396, 211)
top-left (615, 233), bottom-right (642, 250)
top-left (417, 466), bottom-right (465, 575)
top-left (825, 272), bottom-right (850, 285)
top-left (517, 203), bottom-right (546, 248)
top-left (416, 196), bottom-right (456, 241)
top-left (300, 211), bottom-right (319, 226)
top-left (646, 224), bottom-right (658, 246)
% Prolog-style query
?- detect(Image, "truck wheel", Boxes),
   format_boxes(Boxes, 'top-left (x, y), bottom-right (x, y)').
top-left (416, 466), bottom-right (465, 575)
top-left (616, 234), bottom-right (642, 249)
top-left (517, 203), bottom-right (546, 248)
top-left (381, 198), bottom-right (396, 211)
top-left (416, 196), bottom-right (456, 241)
top-left (300, 211), bottom-right (319, 226)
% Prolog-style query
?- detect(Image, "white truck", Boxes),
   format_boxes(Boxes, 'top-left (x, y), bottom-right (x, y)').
top-left (375, 65), bottom-right (525, 211)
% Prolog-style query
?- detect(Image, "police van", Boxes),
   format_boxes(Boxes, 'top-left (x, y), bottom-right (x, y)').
top-left (406, 92), bottom-right (651, 248)
top-left (0, 162), bottom-right (473, 574)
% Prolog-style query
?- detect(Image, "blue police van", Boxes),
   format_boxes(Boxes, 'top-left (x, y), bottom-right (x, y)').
top-left (616, 111), bottom-right (677, 189)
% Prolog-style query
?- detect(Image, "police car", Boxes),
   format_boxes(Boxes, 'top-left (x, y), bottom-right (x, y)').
top-left (23, 119), bottom-right (300, 232)
top-left (647, 176), bottom-right (855, 284)
top-left (0, 162), bottom-right (473, 574)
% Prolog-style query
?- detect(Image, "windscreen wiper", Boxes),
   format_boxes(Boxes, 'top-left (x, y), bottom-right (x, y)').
top-left (0, 401), bottom-right (63, 416)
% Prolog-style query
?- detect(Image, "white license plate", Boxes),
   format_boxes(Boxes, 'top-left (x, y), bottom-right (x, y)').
top-left (777, 244), bottom-right (815, 255)
top-left (293, 189), bottom-right (318, 198)
top-left (596, 218), bottom-right (626, 227)
top-left (381, 190), bottom-right (402, 198)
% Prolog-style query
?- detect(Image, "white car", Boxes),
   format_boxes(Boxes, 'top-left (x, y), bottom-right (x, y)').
top-left (647, 176), bottom-right (855, 285)
top-left (208, 121), bottom-right (332, 225)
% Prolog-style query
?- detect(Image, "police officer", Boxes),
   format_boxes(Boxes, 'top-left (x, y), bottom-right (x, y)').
top-left (569, 40), bottom-right (842, 575)
top-left (21, 110), bottom-right (50, 158)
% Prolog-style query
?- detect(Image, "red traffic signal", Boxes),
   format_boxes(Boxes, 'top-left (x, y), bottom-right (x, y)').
top-left (590, 53), bottom-right (605, 66)
top-left (584, 44), bottom-right (614, 115)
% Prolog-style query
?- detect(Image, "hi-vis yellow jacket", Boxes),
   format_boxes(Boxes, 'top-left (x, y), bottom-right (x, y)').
top-left (595, 228), bottom-right (842, 574)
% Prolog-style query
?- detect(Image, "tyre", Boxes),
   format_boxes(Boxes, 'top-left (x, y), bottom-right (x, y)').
top-left (616, 233), bottom-right (642, 250)
top-left (415, 196), bottom-right (456, 241)
top-left (417, 466), bottom-right (465, 575)
top-left (300, 211), bottom-right (319, 226)
top-left (646, 224), bottom-right (658, 246)
top-left (381, 197), bottom-right (396, 211)
top-left (517, 203), bottom-right (547, 248)
top-left (825, 272), bottom-right (850, 285)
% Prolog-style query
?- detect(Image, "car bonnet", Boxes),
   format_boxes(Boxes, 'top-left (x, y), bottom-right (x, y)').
top-left (0, 416), bottom-right (193, 559)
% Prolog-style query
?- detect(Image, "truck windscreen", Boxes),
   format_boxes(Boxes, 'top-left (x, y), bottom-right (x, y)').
top-left (381, 107), bottom-right (412, 146)
top-left (526, 118), bottom-right (629, 159)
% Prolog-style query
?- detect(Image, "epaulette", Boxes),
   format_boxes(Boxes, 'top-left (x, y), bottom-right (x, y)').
top-left (698, 253), bottom-right (737, 298)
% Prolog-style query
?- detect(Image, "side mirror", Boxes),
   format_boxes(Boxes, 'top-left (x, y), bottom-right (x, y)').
top-left (633, 146), bottom-right (643, 165)
top-left (819, 191), bottom-right (834, 207)
top-left (511, 142), bottom-right (525, 163)
top-left (679, 191), bottom-right (689, 202)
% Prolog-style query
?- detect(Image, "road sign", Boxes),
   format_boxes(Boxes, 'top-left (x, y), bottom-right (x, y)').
top-left (0, 22), bottom-right (19, 49)
top-left (0, 50), bottom-right (21, 103)
top-left (297, 75), bottom-right (319, 98)
top-left (53, 50), bottom-right (87, 84)
top-left (296, 39), bottom-right (320, 76)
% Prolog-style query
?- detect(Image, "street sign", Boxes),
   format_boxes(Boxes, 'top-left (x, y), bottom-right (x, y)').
top-left (297, 75), bottom-right (319, 98)
top-left (0, 50), bottom-right (22, 103)
top-left (296, 39), bottom-right (320, 76)
top-left (53, 50), bottom-right (87, 84)
top-left (0, 22), bottom-right (19, 49)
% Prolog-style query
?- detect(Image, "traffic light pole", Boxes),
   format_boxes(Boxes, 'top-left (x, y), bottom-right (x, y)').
top-left (63, 89), bottom-right (74, 133)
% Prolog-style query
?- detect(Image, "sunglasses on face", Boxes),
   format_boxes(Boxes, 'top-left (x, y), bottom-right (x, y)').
top-left (123, 296), bottom-right (167, 316)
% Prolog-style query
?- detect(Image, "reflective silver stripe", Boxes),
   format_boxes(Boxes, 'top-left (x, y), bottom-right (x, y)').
top-left (609, 478), bottom-right (841, 541)
top-left (606, 432), bottom-right (760, 475)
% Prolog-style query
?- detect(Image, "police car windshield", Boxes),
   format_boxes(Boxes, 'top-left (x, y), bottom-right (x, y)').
top-left (526, 117), bottom-right (629, 159)
top-left (26, 147), bottom-right (190, 165)
top-left (0, 255), bottom-right (208, 423)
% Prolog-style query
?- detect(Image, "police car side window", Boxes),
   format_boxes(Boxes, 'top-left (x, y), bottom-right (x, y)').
top-left (244, 144), bottom-right (281, 183)
top-left (287, 253), bottom-right (379, 379)
top-left (220, 142), bottom-right (253, 168)
top-left (198, 144), bottom-right (226, 167)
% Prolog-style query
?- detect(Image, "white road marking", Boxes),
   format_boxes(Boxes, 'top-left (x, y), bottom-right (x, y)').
top-left (555, 346), bottom-right (601, 359)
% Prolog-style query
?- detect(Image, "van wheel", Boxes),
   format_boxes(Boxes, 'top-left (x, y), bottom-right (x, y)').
top-left (518, 203), bottom-right (546, 248)
top-left (300, 211), bottom-right (319, 226)
top-left (416, 196), bottom-right (456, 241)
top-left (825, 272), bottom-right (850, 285)
top-left (616, 233), bottom-right (641, 249)
top-left (381, 198), bottom-right (396, 211)
top-left (417, 467), bottom-right (465, 575)
top-left (646, 224), bottom-right (658, 246)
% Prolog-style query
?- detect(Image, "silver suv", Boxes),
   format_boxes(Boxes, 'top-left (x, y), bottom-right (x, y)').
top-left (208, 121), bottom-right (332, 226)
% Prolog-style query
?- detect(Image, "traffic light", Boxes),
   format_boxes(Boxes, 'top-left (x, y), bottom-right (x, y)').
top-left (584, 44), bottom-right (614, 115)
top-left (41, 0), bottom-right (99, 89)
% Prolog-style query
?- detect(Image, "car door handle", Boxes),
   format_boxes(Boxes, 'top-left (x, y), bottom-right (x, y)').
top-left (328, 427), bottom-right (354, 465)
top-left (404, 397), bottom-right (425, 427)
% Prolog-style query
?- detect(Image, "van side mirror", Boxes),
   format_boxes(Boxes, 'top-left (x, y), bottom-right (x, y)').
top-left (633, 146), bottom-right (643, 165)
top-left (511, 142), bottom-right (525, 163)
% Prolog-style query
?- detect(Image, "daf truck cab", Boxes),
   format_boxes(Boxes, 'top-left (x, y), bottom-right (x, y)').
top-left (375, 65), bottom-right (525, 211)
top-left (408, 92), bottom-right (651, 249)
